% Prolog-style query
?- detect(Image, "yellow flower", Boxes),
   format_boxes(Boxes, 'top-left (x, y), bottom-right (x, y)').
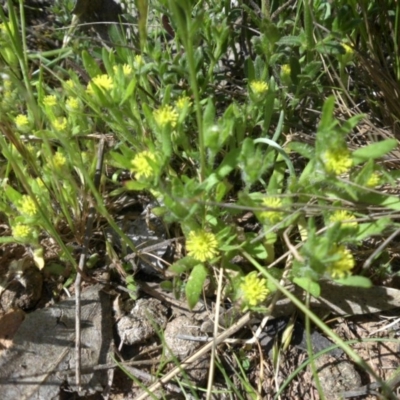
top-left (52, 117), bottom-right (67, 131)
top-left (43, 95), bottom-right (57, 107)
top-left (154, 105), bottom-right (178, 128)
top-left (366, 172), bottom-right (380, 188)
top-left (250, 80), bottom-right (268, 95)
top-left (186, 230), bottom-right (219, 262)
top-left (329, 210), bottom-right (358, 229)
top-left (281, 64), bottom-right (291, 84)
top-left (15, 114), bottom-right (30, 132)
top-left (175, 96), bottom-right (192, 110)
top-left (64, 79), bottom-right (75, 91)
top-left (113, 63), bottom-right (133, 76)
top-left (327, 245), bottom-right (355, 279)
top-left (240, 272), bottom-right (270, 307)
top-left (281, 64), bottom-right (291, 75)
top-left (342, 43), bottom-right (353, 55)
top-left (66, 97), bottom-right (80, 112)
top-left (131, 150), bottom-right (157, 179)
top-left (134, 55), bottom-right (143, 67)
top-left (13, 224), bottom-right (33, 240)
top-left (53, 151), bottom-right (67, 168)
top-left (322, 148), bottom-right (352, 175)
top-left (19, 195), bottom-right (37, 216)
top-left (87, 74), bottom-right (114, 94)
top-left (260, 197), bottom-right (284, 224)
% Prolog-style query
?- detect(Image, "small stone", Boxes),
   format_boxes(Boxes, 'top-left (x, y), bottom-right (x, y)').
top-left (164, 315), bottom-right (209, 383)
top-left (116, 298), bottom-right (168, 345)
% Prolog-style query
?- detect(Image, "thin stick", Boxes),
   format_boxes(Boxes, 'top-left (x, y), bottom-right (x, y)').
top-left (75, 139), bottom-right (105, 388)
top-left (206, 265), bottom-right (224, 399)
top-left (133, 312), bottom-right (252, 400)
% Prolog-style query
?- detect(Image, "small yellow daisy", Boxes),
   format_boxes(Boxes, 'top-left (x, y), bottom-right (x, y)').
top-left (13, 224), bottom-right (33, 240)
top-left (131, 151), bottom-right (157, 179)
top-left (240, 272), bottom-right (270, 307)
top-left (327, 245), bottom-right (355, 279)
top-left (154, 105), bottom-right (178, 128)
top-left (43, 95), bottom-right (57, 107)
top-left (186, 230), bottom-right (219, 262)
top-left (322, 148), bottom-right (352, 175)
top-left (260, 197), bottom-right (284, 224)
top-left (87, 74), bottom-right (114, 94)
top-left (19, 195), bottom-right (37, 216)
top-left (329, 210), bottom-right (358, 229)
top-left (250, 80), bottom-right (268, 95)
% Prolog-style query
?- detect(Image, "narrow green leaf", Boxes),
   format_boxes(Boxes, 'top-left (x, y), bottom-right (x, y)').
top-left (186, 264), bottom-right (208, 310)
top-left (336, 276), bottom-right (372, 288)
top-left (352, 139), bottom-right (398, 164)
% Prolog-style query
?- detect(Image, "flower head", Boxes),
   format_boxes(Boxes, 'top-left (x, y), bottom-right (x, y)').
top-left (113, 63), bottom-right (132, 76)
top-left (43, 95), bottom-right (57, 107)
top-left (322, 148), bottom-right (352, 175)
top-left (366, 172), bottom-right (381, 188)
top-left (342, 43), bottom-right (353, 56)
top-left (240, 272), bottom-right (270, 307)
top-left (186, 230), bottom-right (219, 262)
top-left (154, 105), bottom-right (178, 128)
top-left (134, 55), bottom-right (143, 67)
top-left (19, 195), bottom-right (37, 216)
top-left (14, 114), bottom-right (30, 132)
top-left (281, 64), bottom-right (291, 76)
top-left (13, 224), bottom-right (33, 240)
top-left (131, 150), bottom-right (157, 179)
top-left (175, 96), bottom-right (192, 110)
top-left (260, 197), bottom-right (284, 224)
top-left (87, 74), bottom-right (114, 94)
top-left (250, 80), bottom-right (268, 95)
top-left (281, 64), bottom-right (291, 84)
top-left (329, 210), bottom-right (358, 229)
top-left (327, 245), bottom-right (355, 279)
top-left (66, 97), bottom-right (80, 112)
top-left (53, 151), bottom-right (67, 168)
top-left (52, 117), bottom-right (67, 132)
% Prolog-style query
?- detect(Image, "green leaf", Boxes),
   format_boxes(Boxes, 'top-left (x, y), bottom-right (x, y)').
top-left (293, 277), bottom-right (320, 297)
top-left (356, 218), bottom-right (391, 241)
top-left (276, 35), bottom-right (303, 46)
top-left (169, 256), bottom-right (199, 274)
top-left (186, 264), bottom-right (208, 310)
top-left (352, 139), bottom-right (398, 165)
top-left (82, 50), bottom-right (102, 78)
top-left (336, 276), bottom-right (372, 288)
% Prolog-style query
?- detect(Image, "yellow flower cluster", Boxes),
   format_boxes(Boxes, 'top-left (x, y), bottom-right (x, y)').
top-left (329, 210), bottom-right (358, 229)
top-left (15, 114), bottom-right (30, 132)
top-left (113, 63), bottom-right (132, 76)
top-left (260, 197), bottom-right (284, 224)
top-left (322, 149), bottom-right (352, 175)
top-left (43, 95), bottom-right (57, 107)
top-left (53, 151), bottom-right (67, 168)
top-left (52, 117), bottom-right (67, 131)
top-left (250, 80), bottom-right (268, 94)
top-left (19, 195), bottom-right (37, 216)
top-left (66, 97), bottom-right (80, 112)
top-left (240, 272), bottom-right (269, 307)
top-left (366, 172), bottom-right (380, 188)
top-left (13, 224), bottom-right (32, 240)
top-left (186, 230), bottom-right (219, 262)
top-left (87, 74), bottom-right (114, 94)
top-left (154, 105), bottom-right (178, 128)
top-left (175, 96), bottom-right (192, 110)
top-left (327, 245), bottom-right (355, 279)
top-left (131, 150), bottom-right (156, 179)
